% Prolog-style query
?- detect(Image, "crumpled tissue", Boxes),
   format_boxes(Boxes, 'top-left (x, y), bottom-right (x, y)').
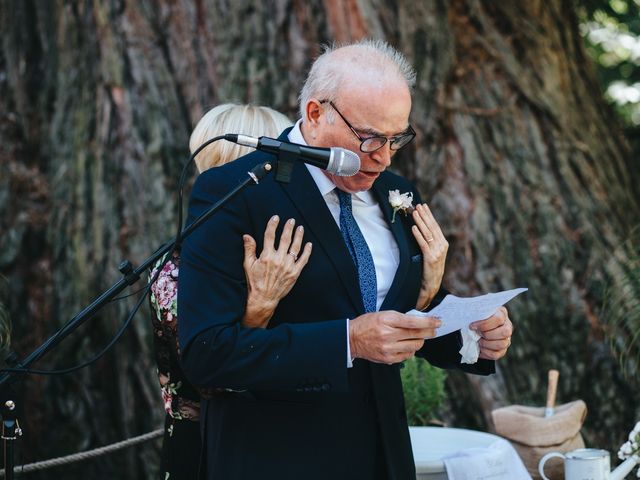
top-left (459, 327), bottom-right (481, 364)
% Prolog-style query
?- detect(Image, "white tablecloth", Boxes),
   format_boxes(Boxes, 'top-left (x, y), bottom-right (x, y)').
top-left (410, 426), bottom-right (531, 480)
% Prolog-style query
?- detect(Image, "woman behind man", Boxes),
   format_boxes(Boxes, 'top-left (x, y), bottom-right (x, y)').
top-left (149, 104), bottom-right (311, 480)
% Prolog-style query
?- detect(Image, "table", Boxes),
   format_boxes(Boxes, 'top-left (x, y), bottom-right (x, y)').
top-left (409, 426), bottom-right (505, 480)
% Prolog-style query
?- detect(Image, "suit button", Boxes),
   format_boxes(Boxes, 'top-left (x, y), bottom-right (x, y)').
top-left (321, 383), bottom-right (330, 391)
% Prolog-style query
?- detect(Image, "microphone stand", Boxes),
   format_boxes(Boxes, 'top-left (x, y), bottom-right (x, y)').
top-left (0, 160), bottom-right (275, 478)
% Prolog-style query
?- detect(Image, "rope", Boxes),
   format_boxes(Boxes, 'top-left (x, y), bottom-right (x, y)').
top-left (0, 428), bottom-right (163, 476)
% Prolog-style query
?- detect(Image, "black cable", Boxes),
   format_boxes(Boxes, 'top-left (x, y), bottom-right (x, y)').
top-left (110, 286), bottom-right (147, 301)
top-left (174, 135), bottom-right (225, 251)
top-left (0, 282), bottom-right (152, 376)
top-left (1, 136), bottom-right (226, 377)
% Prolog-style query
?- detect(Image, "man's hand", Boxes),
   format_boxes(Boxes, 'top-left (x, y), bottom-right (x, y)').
top-left (470, 307), bottom-right (513, 360)
top-left (348, 311), bottom-right (441, 364)
top-left (411, 203), bottom-right (448, 311)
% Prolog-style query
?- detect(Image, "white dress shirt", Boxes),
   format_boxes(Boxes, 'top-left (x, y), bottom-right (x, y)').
top-left (288, 121), bottom-right (400, 366)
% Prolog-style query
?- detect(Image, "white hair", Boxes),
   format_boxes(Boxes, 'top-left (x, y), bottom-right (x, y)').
top-left (190, 104), bottom-right (293, 173)
top-left (298, 39), bottom-right (416, 121)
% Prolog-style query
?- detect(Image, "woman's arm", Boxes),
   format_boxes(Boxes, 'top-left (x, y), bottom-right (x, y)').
top-left (241, 215), bottom-right (312, 328)
top-left (411, 203), bottom-right (449, 311)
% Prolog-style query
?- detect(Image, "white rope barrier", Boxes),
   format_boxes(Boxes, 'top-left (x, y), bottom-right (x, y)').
top-left (0, 428), bottom-right (163, 477)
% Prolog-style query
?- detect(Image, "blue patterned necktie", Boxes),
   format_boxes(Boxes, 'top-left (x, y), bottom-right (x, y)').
top-left (335, 189), bottom-right (378, 313)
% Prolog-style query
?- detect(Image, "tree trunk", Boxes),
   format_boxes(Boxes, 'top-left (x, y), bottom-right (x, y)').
top-left (0, 0), bottom-right (638, 478)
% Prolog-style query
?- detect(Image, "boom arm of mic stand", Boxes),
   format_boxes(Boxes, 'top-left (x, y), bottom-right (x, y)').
top-left (0, 160), bottom-right (273, 389)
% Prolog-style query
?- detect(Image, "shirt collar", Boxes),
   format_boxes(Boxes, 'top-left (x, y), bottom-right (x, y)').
top-left (288, 120), bottom-right (376, 205)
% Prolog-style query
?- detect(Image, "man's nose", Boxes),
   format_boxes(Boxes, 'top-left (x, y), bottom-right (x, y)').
top-left (370, 143), bottom-right (393, 168)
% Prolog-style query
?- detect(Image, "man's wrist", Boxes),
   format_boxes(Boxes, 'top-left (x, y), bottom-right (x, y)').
top-left (346, 319), bottom-right (353, 368)
top-left (347, 319), bottom-right (357, 363)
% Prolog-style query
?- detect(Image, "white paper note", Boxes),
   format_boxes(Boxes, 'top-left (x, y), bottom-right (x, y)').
top-left (407, 288), bottom-right (528, 338)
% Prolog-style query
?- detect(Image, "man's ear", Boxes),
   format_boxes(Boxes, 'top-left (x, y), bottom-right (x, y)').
top-left (305, 99), bottom-right (323, 125)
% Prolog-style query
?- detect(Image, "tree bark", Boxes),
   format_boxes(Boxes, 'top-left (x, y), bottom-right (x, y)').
top-left (0, 0), bottom-right (638, 477)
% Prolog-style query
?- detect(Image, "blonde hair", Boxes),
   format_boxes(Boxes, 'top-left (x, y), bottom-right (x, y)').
top-left (190, 104), bottom-right (293, 173)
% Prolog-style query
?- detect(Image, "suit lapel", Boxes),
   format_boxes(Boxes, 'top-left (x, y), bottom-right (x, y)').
top-left (278, 163), bottom-right (365, 313)
top-left (371, 176), bottom-right (412, 311)
top-left (272, 125), bottom-right (414, 314)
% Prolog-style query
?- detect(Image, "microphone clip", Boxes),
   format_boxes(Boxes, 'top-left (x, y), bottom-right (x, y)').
top-left (273, 141), bottom-right (299, 184)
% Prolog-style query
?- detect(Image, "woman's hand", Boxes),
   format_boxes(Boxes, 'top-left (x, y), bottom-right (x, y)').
top-left (241, 215), bottom-right (312, 328)
top-left (411, 203), bottom-right (448, 311)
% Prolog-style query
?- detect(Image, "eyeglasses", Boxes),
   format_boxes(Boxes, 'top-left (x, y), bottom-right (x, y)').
top-left (321, 100), bottom-right (416, 153)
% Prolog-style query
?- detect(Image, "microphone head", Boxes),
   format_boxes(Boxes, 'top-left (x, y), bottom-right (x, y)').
top-left (328, 148), bottom-right (361, 176)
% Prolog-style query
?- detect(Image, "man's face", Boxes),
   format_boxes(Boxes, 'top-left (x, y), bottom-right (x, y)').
top-left (307, 78), bottom-right (413, 193)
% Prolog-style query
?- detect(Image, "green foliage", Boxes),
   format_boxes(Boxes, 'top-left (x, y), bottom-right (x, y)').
top-left (578, 0), bottom-right (640, 126)
top-left (602, 228), bottom-right (640, 382)
top-left (401, 357), bottom-right (447, 426)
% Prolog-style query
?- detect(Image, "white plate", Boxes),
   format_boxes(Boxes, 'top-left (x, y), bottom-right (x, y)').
top-left (409, 426), bottom-right (504, 473)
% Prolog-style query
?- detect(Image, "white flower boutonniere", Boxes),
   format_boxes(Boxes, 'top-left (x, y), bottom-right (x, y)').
top-left (388, 189), bottom-right (414, 223)
top-left (619, 420), bottom-right (640, 459)
top-left (617, 421), bottom-right (640, 477)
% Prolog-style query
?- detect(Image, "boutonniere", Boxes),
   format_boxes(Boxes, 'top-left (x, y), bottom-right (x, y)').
top-left (388, 189), bottom-right (414, 223)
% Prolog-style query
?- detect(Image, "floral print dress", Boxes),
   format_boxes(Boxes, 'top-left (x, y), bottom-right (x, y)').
top-left (149, 250), bottom-right (202, 480)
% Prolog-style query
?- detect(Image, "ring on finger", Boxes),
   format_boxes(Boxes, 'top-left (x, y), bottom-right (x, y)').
top-left (288, 251), bottom-right (298, 260)
top-left (426, 237), bottom-right (434, 243)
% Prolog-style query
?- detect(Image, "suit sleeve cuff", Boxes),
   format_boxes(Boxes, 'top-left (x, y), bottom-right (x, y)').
top-left (346, 319), bottom-right (353, 368)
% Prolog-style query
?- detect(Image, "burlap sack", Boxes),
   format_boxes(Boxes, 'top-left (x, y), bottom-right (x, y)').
top-left (491, 400), bottom-right (587, 479)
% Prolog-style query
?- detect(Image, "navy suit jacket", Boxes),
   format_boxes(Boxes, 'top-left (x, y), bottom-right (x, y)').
top-left (178, 128), bottom-right (494, 480)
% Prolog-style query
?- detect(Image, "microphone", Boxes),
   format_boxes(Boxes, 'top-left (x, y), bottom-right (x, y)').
top-left (224, 134), bottom-right (361, 177)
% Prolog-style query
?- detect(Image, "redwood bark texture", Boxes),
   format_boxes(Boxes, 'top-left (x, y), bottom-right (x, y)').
top-left (1, 0), bottom-right (638, 478)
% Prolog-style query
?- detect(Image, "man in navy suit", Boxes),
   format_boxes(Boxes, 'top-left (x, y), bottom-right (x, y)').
top-left (178, 39), bottom-right (513, 480)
